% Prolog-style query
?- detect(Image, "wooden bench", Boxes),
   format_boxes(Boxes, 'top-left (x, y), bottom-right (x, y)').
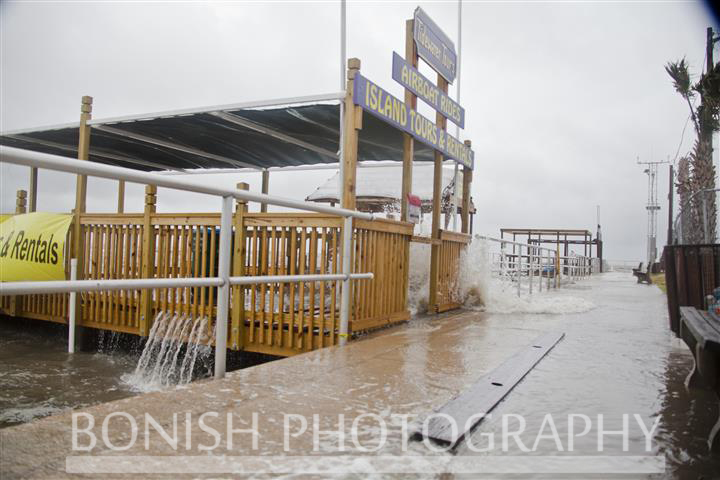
top-left (679, 306), bottom-right (720, 452)
top-left (632, 262), bottom-right (652, 284)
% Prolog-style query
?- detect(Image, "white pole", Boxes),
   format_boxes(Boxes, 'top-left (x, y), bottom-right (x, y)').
top-left (338, 0), bottom-right (347, 205)
top-left (68, 258), bottom-right (78, 353)
top-left (517, 248), bottom-right (521, 297)
top-left (529, 246), bottom-right (533, 295)
top-left (214, 195), bottom-right (233, 379)
top-left (452, 0), bottom-right (462, 230)
top-left (339, 215), bottom-right (353, 345)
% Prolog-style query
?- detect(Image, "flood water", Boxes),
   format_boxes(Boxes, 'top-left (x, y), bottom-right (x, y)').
top-left (0, 320), bottom-right (141, 429)
top-left (2, 268), bottom-right (720, 478)
top-left (452, 272), bottom-right (720, 479)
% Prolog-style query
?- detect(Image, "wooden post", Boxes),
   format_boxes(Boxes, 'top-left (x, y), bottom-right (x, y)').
top-left (260, 170), bottom-right (270, 213)
top-left (15, 189), bottom-right (27, 214)
top-left (28, 168), bottom-right (38, 212)
top-left (8, 190), bottom-right (26, 316)
top-left (341, 58), bottom-right (362, 210)
top-left (70, 95), bottom-right (92, 333)
top-left (72, 96), bottom-right (92, 258)
top-left (401, 19), bottom-right (418, 222)
top-left (231, 182), bottom-right (249, 349)
top-left (139, 185), bottom-right (157, 336)
top-left (461, 140), bottom-right (472, 234)
top-left (428, 75), bottom-right (449, 313)
top-left (117, 180), bottom-right (125, 213)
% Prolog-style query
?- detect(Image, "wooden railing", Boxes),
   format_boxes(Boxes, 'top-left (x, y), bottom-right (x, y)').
top-left (80, 214), bottom-right (144, 334)
top-left (2, 211), bottom-right (413, 357)
top-left (352, 218), bottom-right (413, 331)
top-left (433, 229), bottom-right (471, 313)
top-left (152, 214), bottom-right (221, 340)
top-left (234, 214), bottom-right (343, 356)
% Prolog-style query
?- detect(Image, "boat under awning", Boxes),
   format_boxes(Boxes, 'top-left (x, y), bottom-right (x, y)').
top-left (0, 93), bottom-right (436, 172)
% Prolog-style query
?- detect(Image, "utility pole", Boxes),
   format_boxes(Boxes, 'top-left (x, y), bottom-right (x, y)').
top-left (705, 27), bottom-right (718, 158)
top-left (596, 205), bottom-right (603, 272)
top-left (638, 158), bottom-right (668, 267)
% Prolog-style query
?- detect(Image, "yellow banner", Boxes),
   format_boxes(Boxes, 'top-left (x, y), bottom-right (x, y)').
top-left (0, 213), bottom-right (73, 282)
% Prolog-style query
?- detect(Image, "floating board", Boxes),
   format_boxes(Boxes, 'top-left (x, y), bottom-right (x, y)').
top-left (417, 331), bottom-right (565, 448)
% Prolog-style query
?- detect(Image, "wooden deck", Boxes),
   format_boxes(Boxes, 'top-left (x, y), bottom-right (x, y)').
top-left (0, 211), bottom-right (466, 357)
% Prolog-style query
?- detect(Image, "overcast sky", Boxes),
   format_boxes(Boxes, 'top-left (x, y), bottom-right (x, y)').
top-left (1, 0), bottom-right (717, 261)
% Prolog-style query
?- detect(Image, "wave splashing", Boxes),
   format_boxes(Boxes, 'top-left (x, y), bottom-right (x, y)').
top-left (122, 312), bottom-right (213, 392)
top-left (408, 236), bottom-right (595, 315)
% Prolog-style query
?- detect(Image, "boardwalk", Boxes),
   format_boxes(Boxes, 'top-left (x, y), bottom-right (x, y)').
top-left (2, 272), bottom-right (719, 478)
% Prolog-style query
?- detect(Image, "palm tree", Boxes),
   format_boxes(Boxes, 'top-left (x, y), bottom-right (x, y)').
top-left (666, 57), bottom-right (720, 242)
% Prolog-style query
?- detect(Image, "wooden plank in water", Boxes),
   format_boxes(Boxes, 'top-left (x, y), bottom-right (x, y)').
top-left (419, 331), bottom-right (565, 448)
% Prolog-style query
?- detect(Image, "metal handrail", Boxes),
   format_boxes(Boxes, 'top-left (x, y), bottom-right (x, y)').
top-left (476, 234), bottom-right (596, 297)
top-left (0, 146), bottom-right (374, 378)
top-left (0, 273), bottom-right (374, 296)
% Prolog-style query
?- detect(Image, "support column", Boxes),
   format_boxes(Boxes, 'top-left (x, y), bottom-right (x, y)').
top-left (231, 182), bottom-right (249, 349)
top-left (15, 189), bottom-right (27, 214)
top-left (260, 170), bottom-right (270, 213)
top-left (341, 58), bottom-right (362, 210)
top-left (428, 74), bottom-right (449, 313)
top-left (29, 168), bottom-right (38, 212)
top-left (72, 96), bottom-right (92, 258)
top-left (9, 189), bottom-right (27, 317)
top-left (139, 185), bottom-right (157, 336)
top-left (71, 95), bottom-right (92, 332)
top-left (117, 180), bottom-right (125, 213)
top-left (461, 140), bottom-right (472, 234)
top-left (401, 19), bottom-right (418, 222)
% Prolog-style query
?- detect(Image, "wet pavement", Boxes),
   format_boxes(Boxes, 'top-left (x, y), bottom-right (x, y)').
top-left (1, 272), bottom-right (719, 478)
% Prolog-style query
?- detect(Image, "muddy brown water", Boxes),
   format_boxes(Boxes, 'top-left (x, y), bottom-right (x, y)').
top-left (0, 321), bottom-right (142, 429)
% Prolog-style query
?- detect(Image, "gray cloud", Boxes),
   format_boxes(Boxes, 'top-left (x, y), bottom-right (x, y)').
top-left (1, 1), bottom-right (716, 261)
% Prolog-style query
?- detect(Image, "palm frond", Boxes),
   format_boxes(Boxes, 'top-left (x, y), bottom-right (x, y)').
top-left (665, 58), bottom-right (694, 100)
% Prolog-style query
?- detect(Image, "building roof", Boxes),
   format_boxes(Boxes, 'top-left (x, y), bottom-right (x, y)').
top-left (0, 93), bottom-right (437, 172)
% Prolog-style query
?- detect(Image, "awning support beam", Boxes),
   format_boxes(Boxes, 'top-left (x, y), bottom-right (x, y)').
top-left (94, 125), bottom-right (258, 170)
top-left (210, 111), bottom-right (339, 161)
top-left (6, 134), bottom-right (183, 172)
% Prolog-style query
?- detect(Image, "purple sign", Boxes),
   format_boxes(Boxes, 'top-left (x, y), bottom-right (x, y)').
top-left (392, 52), bottom-right (465, 128)
top-left (413, 7), bottom-right (457, 84)
top-left (353, 73), bottom-right (474, 170)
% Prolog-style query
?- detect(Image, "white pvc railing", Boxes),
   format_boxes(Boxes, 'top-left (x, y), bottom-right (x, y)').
top-left (0, 146), bottom-right (375, 379)
top-left (476, 235), bottom-right (597, 297)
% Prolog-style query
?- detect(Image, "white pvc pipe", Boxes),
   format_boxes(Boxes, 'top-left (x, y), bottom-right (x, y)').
top-left (214, 196), bottom-right (233, 380)
top-left (338, 0), bottom-right (347, 215)
top-left (0, 277), bottom-right (223, 296)
top-left (68, 258), bottom-right (77, 354)
top-left (0, 146), bottom-right (373, 220)
top-left (229, 272), bottom-right (372, 285)
top-left (452, 0), bottom-right (463, 230)
top-left (0, 273), bottom-right (375, 296)
top-left (339, 216), bottom-right (353, 346)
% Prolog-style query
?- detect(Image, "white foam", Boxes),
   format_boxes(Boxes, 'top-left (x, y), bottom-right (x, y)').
top-left (408, 236), bottom-right (595, 315)
top-left (0, 402), bottom-right (67, 425)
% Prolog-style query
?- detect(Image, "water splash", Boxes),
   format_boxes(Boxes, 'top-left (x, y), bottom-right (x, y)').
top-left (407, 236), bottom-right (595, 315)
top-left (122, 313), bottom-right (212, 392)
